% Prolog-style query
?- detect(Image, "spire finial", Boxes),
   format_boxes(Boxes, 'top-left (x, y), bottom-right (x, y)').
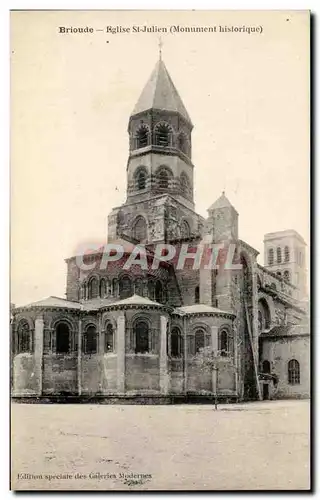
top-left (158, 36), bottom-right (163, 60)
top-left (222, 190), bottom-right (225, 196)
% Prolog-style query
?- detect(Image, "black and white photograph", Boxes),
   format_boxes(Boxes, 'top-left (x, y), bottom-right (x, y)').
top-left (10, 10), bottom-right (310, 491)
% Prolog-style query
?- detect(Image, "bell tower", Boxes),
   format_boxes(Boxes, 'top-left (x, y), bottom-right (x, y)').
top-left (127, 56), bottom-right (194, 208)
top-left (108, 55), bottom-right (203, 244)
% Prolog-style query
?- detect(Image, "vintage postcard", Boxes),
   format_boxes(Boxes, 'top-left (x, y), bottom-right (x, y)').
top-left (10, 10), bottom-right (310, 491)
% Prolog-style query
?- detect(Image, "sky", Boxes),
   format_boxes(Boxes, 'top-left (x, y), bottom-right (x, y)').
top-left (11, 10), bottom-right (309, 306)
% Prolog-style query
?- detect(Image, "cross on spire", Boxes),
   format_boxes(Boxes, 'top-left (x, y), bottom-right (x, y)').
top-left (158, 36), bottom-right (163, 60)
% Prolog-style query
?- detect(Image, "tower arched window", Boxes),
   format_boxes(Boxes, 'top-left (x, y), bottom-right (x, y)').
top-left (284, 246), bottom-right (290, 262)
top-left (195, 286), bottom-right (200, 304)
top-left (180, 172), bottom-right (191, 198)
top-left (17, 319), bottom-right (32, 353)
top-left (133, 216), bottom-right (147, 242)
top-left (288, 359), bottom-right (300, 385)
top-left (134, 320), bottom-right (149, 354)
top-left (155, 166), bottom-right (173, 191)
top-left (159, 170), bottom-right (169, 189)
top-left (154, 122), bottom-right (172, 147)
top-left (135, 124), bottom-right (149, 149)
top-left (277, 247), bottom-right (282, 264)
top-left (135, 167), bottom-right (147, 190)
top-left (171, 327), bottom-right (183, 358)
top-left (56, 322), bottom-right (70, 354)
top-left (283, 270), bottom-right (290, 283)
top-left (181, 219), bottom-right (190, 239)
top-left (83, 325), bottom-right (97, 354)
top-left (268, 248), bottom-right (274, 265)
top-left (119, 276), bottom-right (133, 299)
top-left (105, 323), bottom-right (114, 353)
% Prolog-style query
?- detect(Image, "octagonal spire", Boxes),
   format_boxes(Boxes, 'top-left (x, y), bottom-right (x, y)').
top-left (131, 58), bottom-right (192, 125)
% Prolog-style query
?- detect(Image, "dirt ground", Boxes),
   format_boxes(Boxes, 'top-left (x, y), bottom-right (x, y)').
top-left (11, 399), bottom-right (310, 491)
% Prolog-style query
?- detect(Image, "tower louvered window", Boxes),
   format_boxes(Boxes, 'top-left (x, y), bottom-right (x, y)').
top-left (135, 125), bottom-right (149, 149)
top-left (155, 123), bottom-right (172, 147)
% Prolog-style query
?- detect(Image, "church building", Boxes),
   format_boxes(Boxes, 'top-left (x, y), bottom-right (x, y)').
top-left (11, 56), bottom-right (310, 402)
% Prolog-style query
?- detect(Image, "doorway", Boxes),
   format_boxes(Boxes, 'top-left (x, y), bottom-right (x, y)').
top-left (263, 383), bottom-right (270, 400)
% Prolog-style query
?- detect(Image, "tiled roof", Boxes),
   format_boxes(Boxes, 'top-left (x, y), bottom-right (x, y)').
top-left (110, 294), bottom-right (163, 308)
top-left (174, 304), bottom-right (234, 316)
top-left (16, 296), bottom-right (82, 310)
top-left (132, 59), bottom-right (192, 124)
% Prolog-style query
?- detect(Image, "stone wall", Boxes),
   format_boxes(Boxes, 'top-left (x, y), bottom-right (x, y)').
top-left (261, 334), bottom-right (310, 399)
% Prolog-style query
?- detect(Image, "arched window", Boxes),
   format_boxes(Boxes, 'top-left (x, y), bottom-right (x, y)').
top-left (277, 247), bottom-right (282, 264)
top-left (195, 329), bottom-right (205, 353)
top-left (283, 270), bottom-right (290, 283)
top-left (262, 360), bottom-right (271, 374)
top-left (135, 321), bottom-right (149, 354)
top-left (119, 276), bottom-right (133, 299)
top-left (135, 167), bottom-right (147, 190)
top-left (258, 299), bottom-right (271, 331)
top-left (195, 286), bottom-right (200, 304)
top-left (134, 278), bottom-right (144, 296)
top-left (17, 320), bottom-right (31, 353)
top-left (155, 281), bottom-right (163, 303)
top-left (284, 246), bottom-right (290, 262)
top-left (171, 327), bottom-right (183, 358)
top-left (135, 125), bottom-right (149, 149)
top-left (158, 169), bottom-right (169, 189)
top-left (288, 359), bottom-right (300, 385)
top-left (154, 122), bottom-right (172, 147)
top-left (88, 277), bottom-right (98, 299)
top-left (219, 329), bottom-right (229, 356)
top-left (105, 323), bottom-right (114, 353)
top-left (133, 216), bottom-right (147, 242)
top-left (180, 172), bottom-right (191, 198)
top-left (148, 280), bottom-right (155, 300)
top-left (180, 219), bottom-right (190, 239)
top-left (83, 325), bottom-right (97, 354)
top-left (268, 248), bottom-right (274, 265)
top-left (100, 278), bottom-right (107, 298)
top-left (56, 322), bottom-right (70, 354)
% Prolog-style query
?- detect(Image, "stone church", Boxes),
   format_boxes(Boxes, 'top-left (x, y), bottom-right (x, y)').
top-left (11, 56), bottom-right (310, 402)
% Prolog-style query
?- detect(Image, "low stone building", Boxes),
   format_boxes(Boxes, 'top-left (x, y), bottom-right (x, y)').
top-left (11, 57), bottom-right (310, 402)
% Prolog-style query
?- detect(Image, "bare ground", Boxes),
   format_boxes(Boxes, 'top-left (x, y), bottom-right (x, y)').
top-left (11, 399), bottom-right (310, 491)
